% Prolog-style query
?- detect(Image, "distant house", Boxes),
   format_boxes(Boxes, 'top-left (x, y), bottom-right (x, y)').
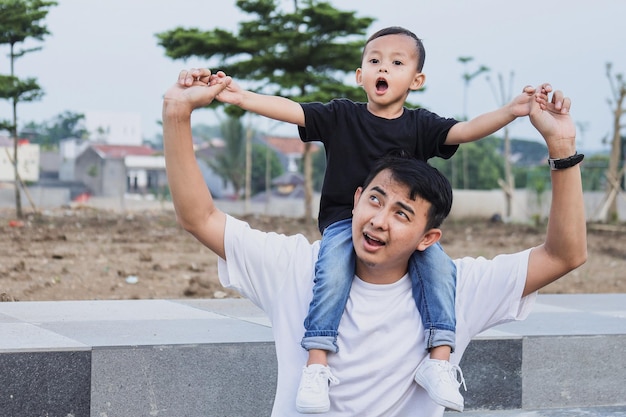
top-left (261, 135), bottom-right (321, 173)
top-left (75, 144), bottom-right (165, 197)
top-left (194, 139), bottom-right (234, 199)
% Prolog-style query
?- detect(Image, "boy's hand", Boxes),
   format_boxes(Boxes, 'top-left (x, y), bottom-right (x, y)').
top-left (508, 83), bottom-right (552, 118)
top-left (208, 70), bottom-right (244, 106)
top-left (165, 68), bottom-right (232, 113)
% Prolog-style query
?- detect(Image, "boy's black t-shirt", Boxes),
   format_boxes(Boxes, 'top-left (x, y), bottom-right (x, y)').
top-left (298, 99), bottom-right (459, 232)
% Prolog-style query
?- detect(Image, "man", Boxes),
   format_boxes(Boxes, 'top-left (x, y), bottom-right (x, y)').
top-left (163, 69), bottom-right (586, 417)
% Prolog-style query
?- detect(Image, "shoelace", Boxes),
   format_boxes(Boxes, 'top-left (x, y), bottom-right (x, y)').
top-left (447, 363), bottom-right (467, 392)
top-left (301, 366), bottom-right (340, 391)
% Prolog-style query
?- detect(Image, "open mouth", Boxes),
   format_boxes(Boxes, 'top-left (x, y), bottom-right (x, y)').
top-left (364, 232), bottom-right (385, 247)
top-left (376, 78), bottom-right (388, 93)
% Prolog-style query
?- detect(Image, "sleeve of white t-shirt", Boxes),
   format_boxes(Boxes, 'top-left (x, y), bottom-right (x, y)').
top-left (217, 215), bottom-right (318, 319)
top-left (454, 249), bottom-right (537, 339)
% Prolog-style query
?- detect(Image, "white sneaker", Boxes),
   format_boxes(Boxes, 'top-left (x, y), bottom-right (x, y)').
top-left (295, 364), bottom-right (339, 414)
top-left (414, 358), bottom-right (467, 412)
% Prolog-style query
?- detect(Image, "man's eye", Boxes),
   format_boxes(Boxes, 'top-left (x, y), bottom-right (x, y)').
top-left (369, 195), bottom-right (380, 204)
top-left (397, 211), bottom-right (408, 219)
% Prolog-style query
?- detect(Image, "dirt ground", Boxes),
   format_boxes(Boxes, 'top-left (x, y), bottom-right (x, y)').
top-left (1, 206), bottom-right (624, 302)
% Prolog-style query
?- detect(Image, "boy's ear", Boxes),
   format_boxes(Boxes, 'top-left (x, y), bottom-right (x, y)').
top-left (355, 68), bottom-right (363, 86)
top-left (416, 228), bottom-right (441, 251)
top-left (410, 72), bottom-right (426, 91)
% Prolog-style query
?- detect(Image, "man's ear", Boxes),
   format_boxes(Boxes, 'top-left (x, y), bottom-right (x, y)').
top-left (416, 228), bottom-right (442, 251)
top-left (410, 72), bottom-right (426, 91)
top-left (355, 68), bottom-right (363, 86)
top-left (353, 186), bottom-right (364, 210)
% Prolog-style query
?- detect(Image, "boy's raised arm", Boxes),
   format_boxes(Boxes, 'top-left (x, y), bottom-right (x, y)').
top-left (205, 70), bottom-right (306, 126)
top-left (445, 83), bottom-right (552, 145)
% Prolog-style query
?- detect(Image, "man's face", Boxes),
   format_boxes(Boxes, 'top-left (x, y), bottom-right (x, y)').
top-left (351, 169), bottom-right (440, 284)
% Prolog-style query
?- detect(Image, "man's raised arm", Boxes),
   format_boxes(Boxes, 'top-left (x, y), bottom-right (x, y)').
top-left (162, 69), bottom-right (231, 259)
top-left (524, 86), bottom-right (587, 296)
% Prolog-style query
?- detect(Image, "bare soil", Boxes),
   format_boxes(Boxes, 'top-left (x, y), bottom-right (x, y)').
top-left (1, 207), bottom-right (624, 302)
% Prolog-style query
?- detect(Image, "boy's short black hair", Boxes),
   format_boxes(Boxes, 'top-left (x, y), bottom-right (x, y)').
top-left (363, 26), bottom-right (426, 72)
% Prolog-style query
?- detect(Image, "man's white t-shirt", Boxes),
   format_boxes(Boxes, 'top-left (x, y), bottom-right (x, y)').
top-left (218, 215), bottom-right (537, 417)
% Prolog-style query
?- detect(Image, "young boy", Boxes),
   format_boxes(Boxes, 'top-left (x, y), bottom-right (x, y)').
top-left (199, 26), bottom-right (545, 413)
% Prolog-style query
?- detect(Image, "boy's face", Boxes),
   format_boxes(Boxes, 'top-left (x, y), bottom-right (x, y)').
top-left (351, 169), bottom-right (441, 285)
top-left (356, 34), bottom-right (425, 107)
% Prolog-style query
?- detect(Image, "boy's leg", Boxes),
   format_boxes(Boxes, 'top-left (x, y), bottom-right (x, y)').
top-left (297, 218), bottom-right (353, 414)
top-left (410, 243), bottom-right (466, 412)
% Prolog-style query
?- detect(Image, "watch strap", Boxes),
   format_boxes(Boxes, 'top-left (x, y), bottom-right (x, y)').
top-left (548, 152), bottom-right (584, 170)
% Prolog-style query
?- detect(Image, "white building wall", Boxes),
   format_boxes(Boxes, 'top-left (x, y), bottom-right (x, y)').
top-left (85, 111), bottom-right (142, 145)
top-left (0, 143), bottom-right (40, 182)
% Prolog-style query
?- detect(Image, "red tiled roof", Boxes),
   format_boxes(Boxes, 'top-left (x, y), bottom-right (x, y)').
top-left (91, 144), bottom-right (156, 158)
top-left (263, 136), bottom-right (320, 155)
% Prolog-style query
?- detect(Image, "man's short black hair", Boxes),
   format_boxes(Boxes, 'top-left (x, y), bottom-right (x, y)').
top-left (362, 150), bottom-right (452, 230)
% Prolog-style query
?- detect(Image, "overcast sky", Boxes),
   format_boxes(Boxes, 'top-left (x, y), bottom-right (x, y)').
top-left (2, 0), bottom-right (625, 152)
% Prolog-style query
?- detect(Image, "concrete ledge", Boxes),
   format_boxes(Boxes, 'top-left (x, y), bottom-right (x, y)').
top-left (0, 294), bottom-right (624, 416)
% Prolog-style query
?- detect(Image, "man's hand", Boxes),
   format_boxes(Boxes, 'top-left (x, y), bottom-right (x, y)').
top-left (508, 83), bottom-right (552, 118)
top-left (529, 86), bottom-right (576, 156)
top-left (163, 68), bottom-right (232, 114)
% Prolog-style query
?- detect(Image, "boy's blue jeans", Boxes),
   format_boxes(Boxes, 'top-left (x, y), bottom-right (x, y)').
top-left (302, 218), bottom-right (457, 353)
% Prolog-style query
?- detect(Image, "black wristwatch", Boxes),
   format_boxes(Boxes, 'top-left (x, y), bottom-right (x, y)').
top-left (548, 152), bottom-right (584, 170)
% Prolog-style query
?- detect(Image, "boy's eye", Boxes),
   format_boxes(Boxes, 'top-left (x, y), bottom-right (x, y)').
top-left (393, 60), bottom-right (403, 66)
top-left (369, 58), bottom-right (379, 64)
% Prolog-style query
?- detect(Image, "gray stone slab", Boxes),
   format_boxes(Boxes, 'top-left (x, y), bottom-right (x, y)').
top-left (535, 294), bottom-right (626, 314)
top-left (0, 299), bottom-right (220, 322)
top-left (446, 406), bottom-right (626, 416)
top-left (91, 342), bottom-right (277, 417)
top-left (43, 317), bottom-right (274, 347)
top-left (460, 339), bottom-right (523, 410)
top-left (0, 350), bottom-right (91, 416)
top-left (0, 323), bottom-right (88, 351)
top-left (494, 312), bottom-right (626, 336)
top-left (175, 298), bottom-right (271, 326)
top-left (0, 312), bottom-right (18, 323)
top-left (522, 335), bottom-right (626, 409)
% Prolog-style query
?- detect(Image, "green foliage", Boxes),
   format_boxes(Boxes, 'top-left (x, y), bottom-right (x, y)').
top-left (21, 111), bottom-right (87, 148)
top-left (207, 116), bottom-right (246, 198)
top-left (155, 0), bottom-right (373, 106)
top-left (0, 74), bottom-right (43, 104)
top-left (581, 153), bottom-right (611, 191)
top-left (250, 143), bottom-right (284, 195)
top-left (430, 136), bottom-right (505, 190)
top-left (87, 165), bottom-right (98, 177)
top-left (0, 0), bottom-right (57, 46)
top-left (311, 143), bottom-right (326, 191)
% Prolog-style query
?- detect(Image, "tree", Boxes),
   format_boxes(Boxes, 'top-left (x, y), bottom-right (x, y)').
top-left (0, 0), bottom-right (57, 218)
top-left (21, 111), bottom-right (87, 148)
top-left (250, 143), bottom-right (283, 195)
top-left (596, 62), bottom-right (626, 222)
top-left (487, 71), bottom-right (516, 219)
top-left (457, 56), bottom-right (489, 190)
top-left (430, 136), bottom-right (504, 190)
top-left (208, 116), bottom-right (247, 199)
top-left (156, 0), bottom-right (374, 221)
